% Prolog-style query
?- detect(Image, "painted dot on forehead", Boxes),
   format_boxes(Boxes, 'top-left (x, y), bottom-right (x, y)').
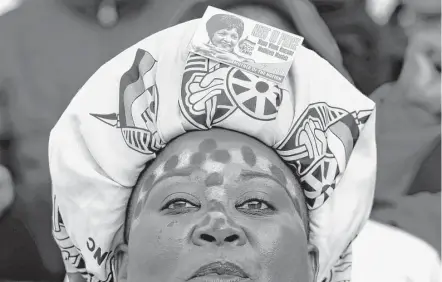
top-left (190, 152), bottom-right (206, 166)
top-left (140, 174), bottom-right (156, 195)
top-left (293, 198), bottom-right (302, 218)
top-left (133, 199), bottom-right (144, 220)
top-left (164, 155), bottom-right (179, 171)
top-left (210, 149), bottom-right (231, 164)
top-left (241, 146), bottom-right (256, 167)
top-left (199, 138), bottom-right (217, 153)
top-left (205, 172), bottom-right (224, 187)
top-left (269, 164), bottom-right (287, 187)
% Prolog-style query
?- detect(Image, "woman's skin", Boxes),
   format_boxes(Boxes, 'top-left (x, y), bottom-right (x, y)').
top-left (195, 25), bottom-right (252, 63)
top-left (116, 129), bottom-right (314, 282)
top-left (211, 28), bottom-right (240, 52)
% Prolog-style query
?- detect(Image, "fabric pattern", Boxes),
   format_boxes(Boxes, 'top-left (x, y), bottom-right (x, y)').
top-left (49, 19), bottom-right (376, 282)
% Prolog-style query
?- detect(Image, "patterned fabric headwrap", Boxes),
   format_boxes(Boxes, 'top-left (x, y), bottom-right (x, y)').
top-left (49, 19), bottom-right (376, 282)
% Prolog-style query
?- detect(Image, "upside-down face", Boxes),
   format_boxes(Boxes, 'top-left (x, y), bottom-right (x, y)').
top-left (125, 129), bottom-right (313, 282)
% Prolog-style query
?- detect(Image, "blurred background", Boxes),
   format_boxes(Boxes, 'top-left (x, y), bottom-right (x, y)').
top-left (0, 0), bottom-right (440, 281)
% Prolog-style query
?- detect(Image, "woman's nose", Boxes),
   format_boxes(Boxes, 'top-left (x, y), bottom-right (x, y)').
top-left (191, 211), bottom-right (247, 247)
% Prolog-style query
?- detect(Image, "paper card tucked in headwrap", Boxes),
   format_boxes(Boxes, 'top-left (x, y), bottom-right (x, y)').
top-left (189, 6), bottom-right (304, 84)
top-left (49, 19), bottom-right (376, 282)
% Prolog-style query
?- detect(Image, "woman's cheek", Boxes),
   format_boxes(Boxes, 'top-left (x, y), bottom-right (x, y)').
top-left (145, 228), bottom-right (184, 278)
top-left (130, 216), bottom-right (187, 262)
top-left (253, 224), bottom-right (283, 253)
top-left (255, 223), bottom-right (310, 281)
top-left (163, 219), bottom-right (192, 247)
top-left (268, 225), bottom-right (311, 282)
top-left (136, 219), bottom-right (190, 278)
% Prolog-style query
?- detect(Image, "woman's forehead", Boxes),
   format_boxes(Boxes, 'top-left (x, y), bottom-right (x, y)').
top-left (144, 130), bottom-right (301, 199)
top-left (216, 27), bottom-right (239, 33)
top-left (155, 130), bottom-right (281, 167)
top-left (154, 146), bottom-right (275, 176)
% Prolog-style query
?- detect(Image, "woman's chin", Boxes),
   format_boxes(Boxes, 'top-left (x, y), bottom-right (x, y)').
top-left (214, 46), bottom-right (234, 53)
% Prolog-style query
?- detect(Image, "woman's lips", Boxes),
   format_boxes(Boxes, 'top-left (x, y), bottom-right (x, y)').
top-left (188, 261), bottom-right (250, 281)
top-left (220, 42), bottom-right (233, 49)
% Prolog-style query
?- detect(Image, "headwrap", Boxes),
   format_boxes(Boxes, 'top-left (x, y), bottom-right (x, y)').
top-left (49, 19), bottom-right (376, 282)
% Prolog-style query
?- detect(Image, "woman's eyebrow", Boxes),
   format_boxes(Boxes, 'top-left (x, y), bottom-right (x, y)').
top-left (238, 169), bottom-right (287, 189)
top-left (152, 167), bottom-right (198, 186)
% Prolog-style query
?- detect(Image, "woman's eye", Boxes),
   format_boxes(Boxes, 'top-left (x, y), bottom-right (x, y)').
top-left (237, 200), bottom-right (274, 213)
top-left (162, 199), bottom-right (199, 214)
top-left (167, 200), bottom-right (196, 210)
top-left (245, 201), bottom-right (265, 210)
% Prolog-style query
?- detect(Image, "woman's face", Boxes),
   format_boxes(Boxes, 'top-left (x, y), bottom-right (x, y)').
top-left (127, 130), bottom-right (311, 282)
top-left (211, 28), bottom-right (240, 52)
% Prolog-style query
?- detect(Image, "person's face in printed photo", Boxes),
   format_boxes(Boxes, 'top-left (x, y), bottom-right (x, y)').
top-left (211, 28), bottom-right (240, 53)
top-left (122, 130), bottom-right (313, 282)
